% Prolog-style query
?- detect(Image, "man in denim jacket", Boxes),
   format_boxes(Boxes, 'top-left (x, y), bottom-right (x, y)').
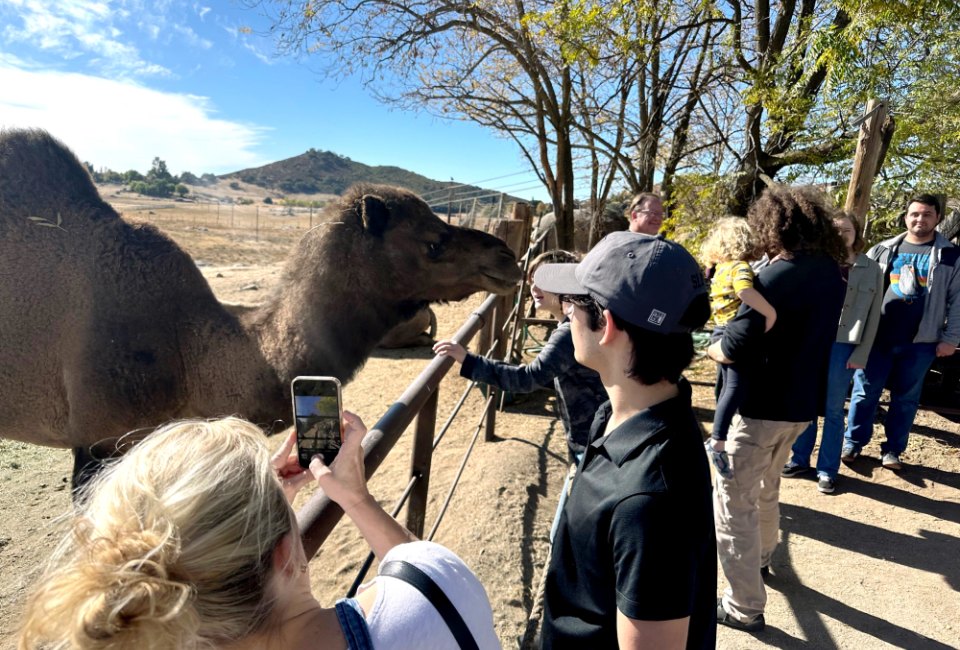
top-left (842, 194), bottom-right (960, 470)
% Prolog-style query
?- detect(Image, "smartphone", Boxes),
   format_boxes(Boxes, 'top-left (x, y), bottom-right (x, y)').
top-left (291, 376), bottom-right (343, 469)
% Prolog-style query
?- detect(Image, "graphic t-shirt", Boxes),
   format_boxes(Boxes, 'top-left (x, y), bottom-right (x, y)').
top-left (710, 260), bottom-right (755, 326)
top-left (876, 240), bottom-right (933, 347)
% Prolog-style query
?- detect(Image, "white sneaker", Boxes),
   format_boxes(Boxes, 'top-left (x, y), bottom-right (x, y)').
top-left (881, 452), bottom-right (902, 470)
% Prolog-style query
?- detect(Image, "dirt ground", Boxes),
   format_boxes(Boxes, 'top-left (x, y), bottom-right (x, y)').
top-left (1, 198), bottom-right (959, 649)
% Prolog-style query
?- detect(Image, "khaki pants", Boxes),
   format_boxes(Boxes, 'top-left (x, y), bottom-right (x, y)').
top-left (714, 415), bottom-right (810, 623)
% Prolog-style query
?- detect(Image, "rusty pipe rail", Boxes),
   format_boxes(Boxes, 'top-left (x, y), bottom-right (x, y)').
top-left (297, 292), bottom-right (500, 558)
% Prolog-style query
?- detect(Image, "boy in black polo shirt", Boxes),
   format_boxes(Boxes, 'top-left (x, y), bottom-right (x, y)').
top-left (534, 232), bottom-right (716, 649)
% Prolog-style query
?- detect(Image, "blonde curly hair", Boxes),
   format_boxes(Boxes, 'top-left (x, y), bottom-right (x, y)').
top-left (18, 418), bottom-right (294, 650)
top-left (699, 217), bottom-right (757, 266)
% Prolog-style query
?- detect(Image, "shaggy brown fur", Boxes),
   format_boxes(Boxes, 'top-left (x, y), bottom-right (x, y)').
top-left (0, 129), bottom-right (521, 462)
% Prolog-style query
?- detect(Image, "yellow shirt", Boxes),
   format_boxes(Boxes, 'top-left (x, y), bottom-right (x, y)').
top-left (710, 260), bottom-right (755, 326)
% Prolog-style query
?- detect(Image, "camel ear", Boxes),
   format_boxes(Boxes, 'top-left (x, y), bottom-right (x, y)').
top-left (359, 194), bottom-right (390, 237)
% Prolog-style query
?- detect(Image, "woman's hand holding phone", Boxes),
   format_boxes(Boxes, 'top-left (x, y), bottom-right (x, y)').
top-left (309, 410), bottom-right (373, 514)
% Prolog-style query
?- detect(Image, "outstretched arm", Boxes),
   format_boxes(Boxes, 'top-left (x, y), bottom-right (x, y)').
top-left (311, 411), bottom-right (418, 559)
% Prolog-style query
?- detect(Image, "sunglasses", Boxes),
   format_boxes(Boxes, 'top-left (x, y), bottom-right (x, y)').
top-left (559, 294), bottom-right (605, 326)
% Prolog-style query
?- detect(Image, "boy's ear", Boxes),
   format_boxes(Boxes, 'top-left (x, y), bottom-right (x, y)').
top-left (599, 308), bottom-right (620, 346)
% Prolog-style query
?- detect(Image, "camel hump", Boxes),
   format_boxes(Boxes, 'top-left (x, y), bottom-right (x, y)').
top-left (0, 128), bottom-right (108, 224)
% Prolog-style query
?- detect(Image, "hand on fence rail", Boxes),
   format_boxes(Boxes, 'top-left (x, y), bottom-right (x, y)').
top-left (433, 339), bottom-right (469, 363)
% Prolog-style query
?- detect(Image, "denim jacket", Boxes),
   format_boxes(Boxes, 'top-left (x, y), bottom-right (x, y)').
top-left (867, 231), bottom-right (960, 346)
top-left (837, 253), bottom-right (883, 367)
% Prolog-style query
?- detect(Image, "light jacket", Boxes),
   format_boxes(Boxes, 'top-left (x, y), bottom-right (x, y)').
top-left (837, 253), bottom-right (883, 367)
top-left (867, 231), bottom-right (960, 346)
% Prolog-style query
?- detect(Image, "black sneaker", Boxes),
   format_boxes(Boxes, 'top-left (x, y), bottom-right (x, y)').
top-left (716, 599), bottom-right (765, 632)
top-left (840, 447), bottom-right (859, 464)
top-left (817, 477), bottom-right (836, 494)
top-left (781, 463), bottom-right (812, 478)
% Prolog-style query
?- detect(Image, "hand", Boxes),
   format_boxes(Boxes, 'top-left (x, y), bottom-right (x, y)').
top-left (705, 439), bottom-right (733, 479)
top-left (707, 340), bottom-right (732, 364)
top-left (936, 342), bottom-right (958, 357)
top-left (432, 340), bottom-right (467, 363)
top-left (309, 410), bottom-right (372, 513)
top-left (271, 429), bottom-right (315, 503)
top-left (764, 311), bottom-right (777, 333)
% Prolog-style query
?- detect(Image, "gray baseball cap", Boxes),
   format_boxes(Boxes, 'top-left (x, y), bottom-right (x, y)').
top-left (533, 231), bottom-right (708, 333)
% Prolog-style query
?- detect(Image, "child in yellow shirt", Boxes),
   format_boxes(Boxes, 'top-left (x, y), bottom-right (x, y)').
top-left (701, 218), bottom-right (777, 473)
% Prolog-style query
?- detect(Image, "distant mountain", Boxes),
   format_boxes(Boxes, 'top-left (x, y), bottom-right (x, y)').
top-left (222, 148), bottom-right (519, 209)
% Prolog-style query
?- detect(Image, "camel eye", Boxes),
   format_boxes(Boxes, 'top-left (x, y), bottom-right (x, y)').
top-left (427, 241), bottom-right (444, 259)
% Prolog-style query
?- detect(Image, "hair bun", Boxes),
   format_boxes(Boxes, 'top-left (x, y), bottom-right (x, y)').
top-left (75, 527), bottom-right (196, 646)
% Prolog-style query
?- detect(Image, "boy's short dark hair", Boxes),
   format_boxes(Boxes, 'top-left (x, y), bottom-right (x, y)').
top-left (564, 294), bottom-right (708, 385)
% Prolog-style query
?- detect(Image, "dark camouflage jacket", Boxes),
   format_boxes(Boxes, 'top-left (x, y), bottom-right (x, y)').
top-left (461, 320), bottom-right (608, 458)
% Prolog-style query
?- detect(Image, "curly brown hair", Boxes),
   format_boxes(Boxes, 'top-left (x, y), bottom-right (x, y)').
top-left (747, 186), bottom-right (846, 262)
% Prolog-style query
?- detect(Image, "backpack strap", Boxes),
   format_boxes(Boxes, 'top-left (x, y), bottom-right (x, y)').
top-left (378, 560), bottom-right (480, 650)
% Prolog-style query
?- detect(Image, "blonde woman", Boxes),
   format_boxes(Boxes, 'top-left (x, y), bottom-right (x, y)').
top-left (18, 414), bottom-right (500, 650)
top-left (700, 218), bottom-right (777, 471)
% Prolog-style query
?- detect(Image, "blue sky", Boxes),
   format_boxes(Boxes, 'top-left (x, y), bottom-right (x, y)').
top-left (0, 0), bottom-right (552, 201)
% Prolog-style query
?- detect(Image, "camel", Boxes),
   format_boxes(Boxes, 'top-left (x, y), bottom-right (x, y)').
top-left (378, 306), bottom-right (437, 348)
top-left (0, 128), bottom-right (522, 485)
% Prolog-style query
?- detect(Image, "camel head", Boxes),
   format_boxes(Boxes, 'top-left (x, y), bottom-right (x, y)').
top-left (330, 184), bottom-right (522, 311)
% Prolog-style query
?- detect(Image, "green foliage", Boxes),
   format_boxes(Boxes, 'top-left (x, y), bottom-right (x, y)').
top-left (229, 181), bottom-right (241, 190)
top-left (662, 173), bottom-right (737, 255)
top-left (263, 196), bottom-right (273, 204)
top-left (148, 157), bottom-right (172, 181)
top-left (175, 184), bottom-right (189, 198)
top-left (129, 179), bottom-right (176, 198)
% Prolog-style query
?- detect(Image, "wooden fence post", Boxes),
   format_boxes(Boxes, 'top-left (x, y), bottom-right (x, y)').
top-left (845, 98), bottom-right (889, 236)
top-left (406, 390), bottom-right (439, 537)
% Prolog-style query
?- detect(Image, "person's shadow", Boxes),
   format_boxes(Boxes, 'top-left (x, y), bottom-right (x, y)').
top-left (752, 499), bottom-right (960, 649)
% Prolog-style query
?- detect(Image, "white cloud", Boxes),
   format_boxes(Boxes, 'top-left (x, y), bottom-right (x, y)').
top-left (0, 63), bottom-right (270, 174)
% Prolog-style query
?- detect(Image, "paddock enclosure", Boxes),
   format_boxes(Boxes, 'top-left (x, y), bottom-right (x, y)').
top-left (1, 189), bottom-right (959, 649)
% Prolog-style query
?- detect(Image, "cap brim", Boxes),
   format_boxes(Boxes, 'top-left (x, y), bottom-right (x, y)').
top-left (533, 263), bottom-right (586, 296)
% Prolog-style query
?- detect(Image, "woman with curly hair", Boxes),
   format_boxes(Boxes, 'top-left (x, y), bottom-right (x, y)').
top-left (706, 185), bottom-right (845, 633)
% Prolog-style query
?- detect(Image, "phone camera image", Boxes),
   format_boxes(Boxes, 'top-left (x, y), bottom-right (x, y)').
top-left (292, 378), bottom-right (342, 469)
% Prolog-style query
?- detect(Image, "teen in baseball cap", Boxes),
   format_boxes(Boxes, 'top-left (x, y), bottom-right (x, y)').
top-left (535, 231), bottom-right (718, 649)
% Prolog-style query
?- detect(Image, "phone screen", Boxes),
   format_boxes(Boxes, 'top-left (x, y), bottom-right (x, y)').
top-left (292, 377), bottom-right (342, 469)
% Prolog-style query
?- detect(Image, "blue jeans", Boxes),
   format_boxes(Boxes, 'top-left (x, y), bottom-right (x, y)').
top-left (790, 342), bottom-right (856, 479)
top-left (844, 341), bottom-right (938, 456)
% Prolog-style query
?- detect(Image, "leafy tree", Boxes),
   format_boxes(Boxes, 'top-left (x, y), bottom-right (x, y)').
top-left (175, 184), bottom-right (189, 198)
top-left (148, 157), bottom-right (172, 182)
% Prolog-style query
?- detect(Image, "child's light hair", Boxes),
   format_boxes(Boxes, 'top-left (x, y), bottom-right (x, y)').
top-left (700, 217), bottom-right (757, 266)
top-left (19, 418), bottom-right (294, 650)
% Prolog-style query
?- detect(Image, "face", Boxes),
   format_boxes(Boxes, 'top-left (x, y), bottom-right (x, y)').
top-left (628, 197), bottom-right (664, 235)
top-left (529, 279), bottom-right (562, 317)
top-left (562, 296), bottom-right (604, 370)
top-left (833, 217), bottom-right (856, 252)
top-left (904, 201), bottom-right (939, 242)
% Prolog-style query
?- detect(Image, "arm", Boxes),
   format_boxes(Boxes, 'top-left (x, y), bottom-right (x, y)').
top-left (457, 324), bottom-right (575, 393)
top-left (310, 411), bottom-right (417, 559)
top-left (737, 287), bottom-right (776, 332)
top-left (938, 252), bottom-right (960, 354)
top-left (617, 611), bottom-right (689, 649)
top-left (610, 495), bottom-right (703, 647)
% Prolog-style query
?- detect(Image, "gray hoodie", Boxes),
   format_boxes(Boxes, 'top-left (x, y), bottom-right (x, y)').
top-left (867, 231), bottom-right (960, 346)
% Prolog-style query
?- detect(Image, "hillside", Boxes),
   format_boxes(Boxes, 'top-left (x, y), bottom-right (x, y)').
top-left (222, 148), bottom-right (510, 207)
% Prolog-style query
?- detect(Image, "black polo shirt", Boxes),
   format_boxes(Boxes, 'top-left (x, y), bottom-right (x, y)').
top-left (540, 380), bottom-right (717, 649)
